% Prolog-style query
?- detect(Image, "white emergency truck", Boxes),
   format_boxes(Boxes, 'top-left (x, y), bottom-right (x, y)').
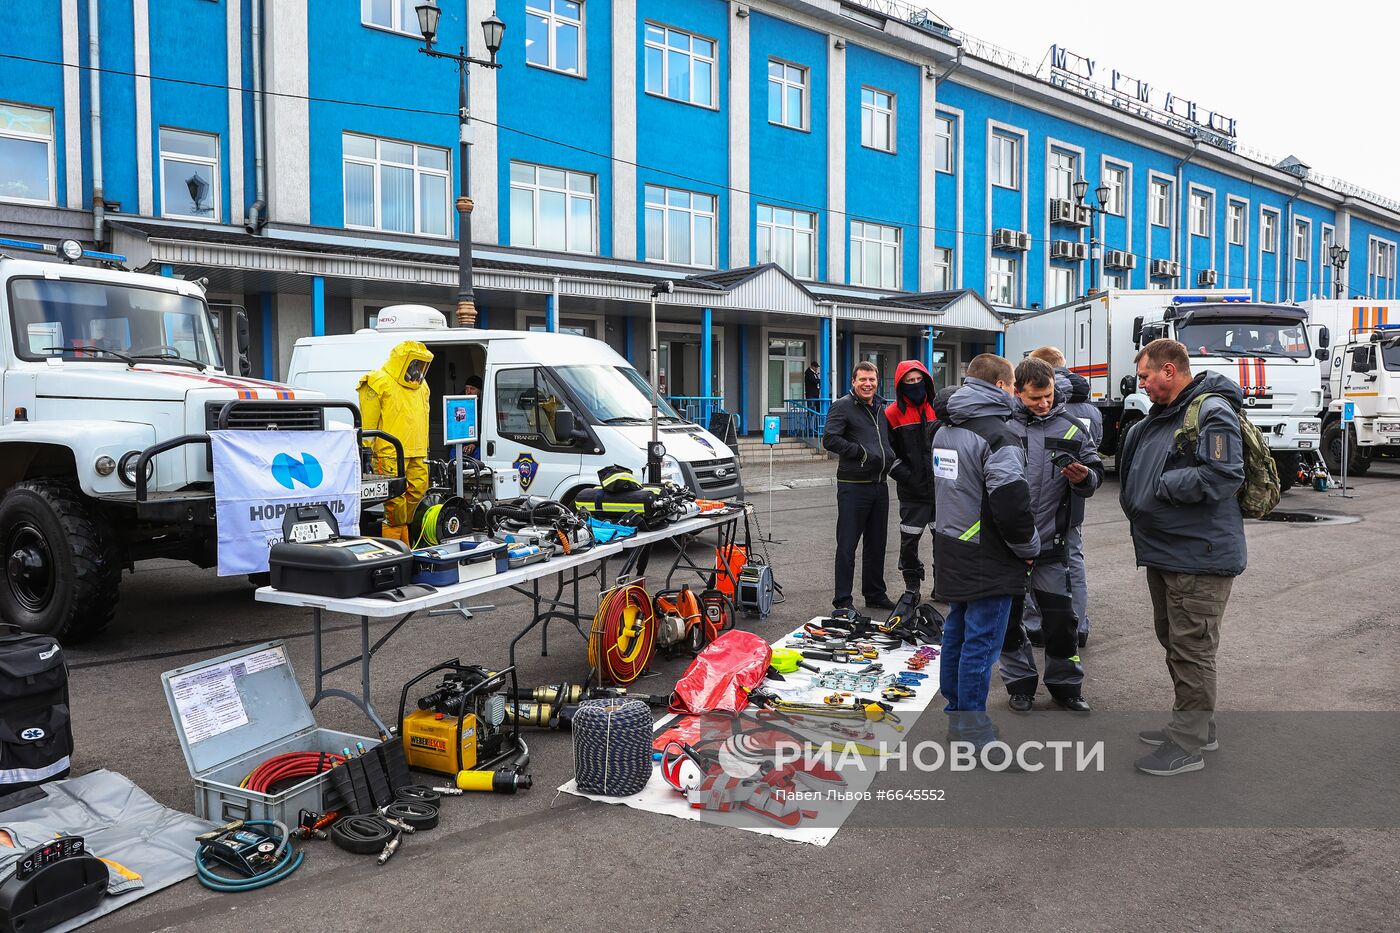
top-left (1004, 288), bottom-right (1325, 488)
top-left (1298, 300), bottom-right (1400, 474)
top-left (286, 306), bottom-right (744, 504)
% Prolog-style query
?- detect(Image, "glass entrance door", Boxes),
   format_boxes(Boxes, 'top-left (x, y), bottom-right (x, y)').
top-left (767, 335), bottom-right (811, 411)
top-left (856, 340), bottom-right (902, 401)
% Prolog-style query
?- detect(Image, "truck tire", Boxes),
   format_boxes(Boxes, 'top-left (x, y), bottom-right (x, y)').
top-left (0, 480), bottom-right (121, 641)
top-left (1321, 422), bottom-right (1364, 476)
top-left (1273, 452), bottom-right (1298, 492)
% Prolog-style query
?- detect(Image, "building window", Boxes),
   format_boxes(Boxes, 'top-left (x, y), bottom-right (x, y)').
top-left (1261, 212), bottom-right (1277, 253)
top-left (1048, 149), bottom-right (1076, 202)
top-left (645, 184), bottom-right (716, 267)
top-left (767, 60), bottom-right (807, 130)
top-left (361, 0), bottom-right (418, 34)
top-left (1189, 191), bottom-right (1211, 237)
top-left (849, 221), bottom-right (900, 289)
top-left (0, 102), bottom-right (55, 205)
top-left (1049, 265), bottom-right (1076, 306)
top-left (1321, 226), bottom-right (1335, 293)
top-left (342, 132), bottom-right (451, 236)
top-left (1149, 179), bottom-right (1170, 227)
top-left (1368, 238), bottom-right (1396, 298)
top-left (756, 204), bottom-right (816, 279)
top-left (1227, 202), bottom-right (1245, 246)
top-left (860, 87), bottom-right (895, 152)
top-left (158, 128), bottom-right (220, 221)
top-left (509, 162), bottom-right (596, 254)
top-left (931, 246), bottom-right (953, 290)
top-left (1294, 220), bottom-right (1309, 262)
top-left (1103, 165), bottom-right (1126, 215)
top-left (991, 132), bottom-right (1019, 189)
top-left (525, 0), bottom-right (583, 75)
top-left (934, 114), bottom-right (954, 173)
top-left (644, 23), bottom-right (715, 108)
top-left (988, 255), bottom-right (1017, 305)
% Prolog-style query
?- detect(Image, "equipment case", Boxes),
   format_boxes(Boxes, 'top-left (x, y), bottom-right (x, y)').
top-left (161, 641), bottom-right (376, 825)
top-left (0, 627), bottom-right (73, 793)
top-left (268, 505), bottom-right (413, 598)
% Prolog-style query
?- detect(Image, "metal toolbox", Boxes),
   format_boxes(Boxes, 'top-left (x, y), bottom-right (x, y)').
top-left (411, 536), bottom-right (505, 586)
top-left (160, 641), bottom-right (377, 825)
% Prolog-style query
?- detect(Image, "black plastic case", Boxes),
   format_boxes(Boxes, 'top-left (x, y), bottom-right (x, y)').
top-left (269, 537), bottom-right (412, 599)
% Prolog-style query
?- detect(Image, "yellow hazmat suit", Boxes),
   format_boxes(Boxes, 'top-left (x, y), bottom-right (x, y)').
top-left (357, 341), bottom-right (433, 544)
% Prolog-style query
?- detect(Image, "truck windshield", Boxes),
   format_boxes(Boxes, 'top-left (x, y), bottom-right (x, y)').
top-left (7, 276), bottom-right (221, 367)
top-left (552, 364), bottom-right (684, 424)
top-left (1382, 339), bottom-right (1400, 371)
top-left (1176, 319), bottom-right (1310, 359)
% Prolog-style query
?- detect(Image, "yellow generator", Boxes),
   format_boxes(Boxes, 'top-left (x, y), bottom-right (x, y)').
top-left (398, 662), bottom-right (512, 776)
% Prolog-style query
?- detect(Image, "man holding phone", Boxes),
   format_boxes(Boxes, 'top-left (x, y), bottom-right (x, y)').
top-left (998, 358), bottom-right (1103, 712)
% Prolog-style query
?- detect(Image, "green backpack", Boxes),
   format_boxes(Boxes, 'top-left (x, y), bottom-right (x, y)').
top-left (1173, 392), bottom-right (1280, 519)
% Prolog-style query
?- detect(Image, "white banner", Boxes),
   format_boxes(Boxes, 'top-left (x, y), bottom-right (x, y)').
top-left (211, 430), bottom-right (361, 575)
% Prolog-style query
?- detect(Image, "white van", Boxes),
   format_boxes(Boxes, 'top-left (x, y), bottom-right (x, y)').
top-left (286, 306), bottom-right (742, 503)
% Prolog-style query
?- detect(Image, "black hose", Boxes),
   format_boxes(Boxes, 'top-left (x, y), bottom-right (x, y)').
top-left (393, 785), bottom-right (442, 806)
top-left (382, 801), bottom-right (439, 830)
top-left (330, 815), bottom-right (397, 855)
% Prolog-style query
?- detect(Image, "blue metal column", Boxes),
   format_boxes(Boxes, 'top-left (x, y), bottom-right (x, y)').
top-left (736, 323), bottom-right (748, 434)
top-left (995, 332), bottom-right (1005, 355)
top-left (700, 307), bottom-right (713, 409)
top-left (311, 276), bottom-right (325, 336)
top-left (545, 293), bottom-right (556, 332)
top-left (477, 307), bottom-right (489, 328)
top-left (159, 264), bottom-right (173, 277)
top-left (819, 325), bottom-right (831, 400)
top-left (841, 325), bottom-right (853, 389)
top-left (260, 291), bottom-right (274, 378)
top-left (923, 326), bottom-right (935, 374)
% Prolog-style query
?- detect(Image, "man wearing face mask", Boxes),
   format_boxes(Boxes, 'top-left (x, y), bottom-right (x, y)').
top-left (358, 340), bottom-right (434, 544)
top-left (885, 361), bottom-right (939, 611)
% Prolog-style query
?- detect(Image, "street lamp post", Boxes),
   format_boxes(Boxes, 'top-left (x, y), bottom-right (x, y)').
top-left (1329, 243), bottom-right (1350, 300)
top-left (416, 2), bottom-right (505, 328)
top-left (1074, 178), bottom-right (1113, 295)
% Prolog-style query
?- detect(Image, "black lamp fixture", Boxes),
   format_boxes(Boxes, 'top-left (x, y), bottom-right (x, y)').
top-left (1095, 182), bottom-right (1111, 208)
top-left (1073, 178), bottom-right (1115, 295)
top-left (1072, 178), bottom-right (1088, 203)
top-left (1329, 243), bottom-right (1350, 299)
top-left (415, 2), bottom-right (507, 326)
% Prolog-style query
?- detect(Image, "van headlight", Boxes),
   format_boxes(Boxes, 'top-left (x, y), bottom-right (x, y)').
top-left (661, 455), bottom-right (683, 484)
top-left (1298, 420), bottom-right (1321, 435)
top-left (118, 451), bottom-right (154, 487)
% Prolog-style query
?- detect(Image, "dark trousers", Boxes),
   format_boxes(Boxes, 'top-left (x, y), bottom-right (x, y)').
top-left (1001, 586), bottom-right (1084, 699)
top-left (833, 482), bottom-right (889, 607)
top-left (896, 498), bottom-right (935, 593)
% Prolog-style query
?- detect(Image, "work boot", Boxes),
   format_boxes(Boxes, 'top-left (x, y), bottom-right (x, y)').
top-left (1008, 694), bottom-right (1034, 713)
top-left (1139, 721), bottom-right (1218, 752)
top-left (1051, 695), bottom-right (1091, 713)
top-left (865, 594), bottom-right (896, 612)
top-left (381, 524), bottom-right (411, 545)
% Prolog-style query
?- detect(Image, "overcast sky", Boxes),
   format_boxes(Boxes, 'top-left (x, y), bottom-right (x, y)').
top-left (941, 2), bottom-right (1400, 200)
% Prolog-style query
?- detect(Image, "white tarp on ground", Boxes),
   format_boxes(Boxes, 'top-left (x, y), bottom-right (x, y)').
top-left (560, 619), bottom-right (941, 846)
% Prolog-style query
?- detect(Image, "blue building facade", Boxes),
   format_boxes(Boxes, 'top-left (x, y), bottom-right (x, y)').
top-left (4, 0), bottom-right (1399, 430)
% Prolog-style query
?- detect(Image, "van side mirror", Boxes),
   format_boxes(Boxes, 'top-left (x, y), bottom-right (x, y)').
top-left (1132, 316), bottom-right (1144, 347)
top-left (234, 308), bottom-right (252, 376)
top-left (1317, 325), bottom-right (1330, 349)
top-left (553, 407), bottom-right (575, 439)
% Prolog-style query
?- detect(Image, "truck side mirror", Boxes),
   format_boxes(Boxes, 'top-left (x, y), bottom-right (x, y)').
top-left (234, 308), bottom-right (252, 376)
top-left (1120, 375), bottom-right (1138, 396)
top-left (1317, 325), bottom-right (1330, 349)
top-left (1131, 316), bottom-right (1144, 347)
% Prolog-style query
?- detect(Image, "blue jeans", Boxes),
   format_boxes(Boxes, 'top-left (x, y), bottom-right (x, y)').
top-left (941, 595), bottom-right (1014, 746)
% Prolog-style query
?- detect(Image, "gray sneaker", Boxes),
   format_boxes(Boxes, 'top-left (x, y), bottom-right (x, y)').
top-left (1134, 740), bottom-right (1205, 776)
top-left (1138, 721), bottom-right (1218, 752)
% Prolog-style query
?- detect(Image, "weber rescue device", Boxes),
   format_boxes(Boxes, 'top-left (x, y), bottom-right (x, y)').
top-left (0, 835), bottom-right (106, 932)
top-left (397, 661), bottom-right (528, 786)
top-left (268, 505), bottom-right (412, 599)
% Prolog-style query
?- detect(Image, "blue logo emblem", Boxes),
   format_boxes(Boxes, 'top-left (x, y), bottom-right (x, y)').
top-left (270, 452), bottom-right (324, 490)
top-left (688, 432), bottom-right (715, 454)
top-left (513, 453), bottom-right (539, 491)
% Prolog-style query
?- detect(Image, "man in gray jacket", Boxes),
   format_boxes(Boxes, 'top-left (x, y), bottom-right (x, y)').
top-left (998, 358), bottom-right (1103, 712)
top-left (1119, 339), bottom-right (1246, 776)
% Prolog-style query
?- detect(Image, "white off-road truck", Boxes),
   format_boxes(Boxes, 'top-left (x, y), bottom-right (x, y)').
top-left (0, 239), bottom-right (403, 640)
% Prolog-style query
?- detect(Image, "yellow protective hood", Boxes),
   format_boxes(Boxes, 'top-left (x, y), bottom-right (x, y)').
top-left (383, 340), bottom-right (434, 388)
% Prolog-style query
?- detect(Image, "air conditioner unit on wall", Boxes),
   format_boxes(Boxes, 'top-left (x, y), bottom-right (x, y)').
top-left (1106, 249), bottom-right (1137, 270)
top-left (1197, 269), bottom-right (1218, 286)
top-left (1151, 258), bottom-right (1180, 279)
top-left (1075, 205), bottom-right (1093, 227)
top-left (1050, 239), bottom-right (1076, 260)
top-left (1071, 242), bottom-right (1089, 261)
top-left (993, 228), bottom-right (1018, 250)
top-left (1050, 199), bottom-right (1077, 225)
top-left (1016, 231), bottom-right (1033, 251)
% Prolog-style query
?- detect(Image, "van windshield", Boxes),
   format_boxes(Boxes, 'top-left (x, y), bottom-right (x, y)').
top-left (552, 364), bottom-right (684, 424)
top-left (1176, 319), bottom-right (1310, 359)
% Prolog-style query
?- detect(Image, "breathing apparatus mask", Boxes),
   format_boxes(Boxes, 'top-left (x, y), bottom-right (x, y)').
top-left (901, 380), bottom-right (927, 406)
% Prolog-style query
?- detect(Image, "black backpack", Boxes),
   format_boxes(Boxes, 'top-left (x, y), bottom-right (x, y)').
top-left (0, 627), bottom-right (73, 793)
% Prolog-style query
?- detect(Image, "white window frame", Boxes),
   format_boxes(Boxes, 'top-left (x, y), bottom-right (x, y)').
top-left (1368, 236), bottom-right (1397, 298)
top-left (931, 246), bottom-right (953, 290)
top-left (988, 255), bottom-right (1017, 305)
top-left (767, 58), bottom-right (808, 131)
top-left (1048, 264), bottom-right (1076, 306)
top-left (0, 101), bottom-right (56, 206)
top-left (360, 0), bottom-right (420, 36)
top-left (1320, 224), bottom-right (1335, 295)
top-left (1227, 200), bottom-right (1246, 246)
top-left (644, 184), bottom-right (718, 268)
top-left (860, 86), bottom-right (896, 153)
top-left (508, 161), bottom-right (598, 255)
top-left (525, 0), bottom-right (586, 77)
top-left (1048, 148), bottom-right (1077, 203)
top-left (342, 132), bottom-right (452, 238)
top-left (756, 203), bottom-right (817, 279)
top-left (1189, 189), bottom-right (1212, 238)
top-left (1149, 177), bottom-right (1171, 228)
top-left (158, 127), bottom-right (221, 222)
top-left (849, 220), bottom-right (901, 289)
top-left (1260, 210), bottom-right (1278, 254)
top-left (934, 113), bottom-right (955, 174)
top-left (1102, 164), bottom-right (1126, 216)
top-left (991, 132), bottom-right (1019, 190)
top-left (1294, 218), bottom-right (1310, 263)
top-left (643, 22), bottom-right (718, 109)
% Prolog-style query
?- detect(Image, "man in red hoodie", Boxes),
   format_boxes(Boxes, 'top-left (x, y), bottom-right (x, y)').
top-left (885, 360), bottom-right (939, 605)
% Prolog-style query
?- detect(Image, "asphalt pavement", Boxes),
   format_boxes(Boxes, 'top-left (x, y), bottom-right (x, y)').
top-left (61, 457), bottom-right (1400, 932)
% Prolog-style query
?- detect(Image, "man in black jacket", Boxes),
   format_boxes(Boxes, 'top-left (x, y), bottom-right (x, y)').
top-left (885, 360), bottom-right (939, 604)
top-left (822, 361), bottom-right (896, 611)
top-left (804, 360), bottom-right (821, 402)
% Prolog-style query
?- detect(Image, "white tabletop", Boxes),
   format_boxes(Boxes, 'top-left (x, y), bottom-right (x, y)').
top-left (254, 512), bottom-right (736, 618)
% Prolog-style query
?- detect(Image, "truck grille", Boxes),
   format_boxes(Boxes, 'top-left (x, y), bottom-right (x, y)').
top-left (690, 457), bottom-right (741, 494)
top-left (205, 402), bottom-right (325, 432)
top-left (1243, 392), bottom-right (1296, 412)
